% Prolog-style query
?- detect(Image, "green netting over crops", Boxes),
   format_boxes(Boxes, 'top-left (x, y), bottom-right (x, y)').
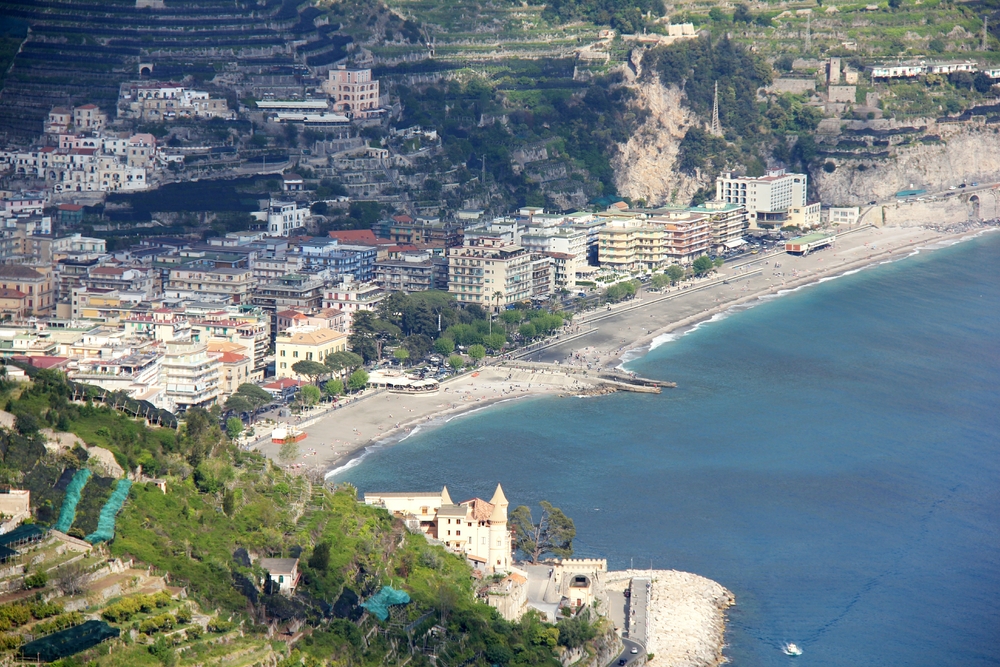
top-left (53, 469), bottom-right (91, 533)
top-left (20, 620), bottom-right (119, 661)
top-left (360, 586), bottom-right (410, 621)
top-left (85, 479), bottom-right (132, 544)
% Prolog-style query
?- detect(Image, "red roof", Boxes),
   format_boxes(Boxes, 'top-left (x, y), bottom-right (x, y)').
top-left (392, 215), bottom-right (414, 224)
top-left (264, 378), bottom-right (307, 390)
top-left (58, 204), bottom-right (84, 211)
top-left (218, 352), bottom-right (248, 363)
top-left (0, 288), bottom-right (27, 299)
top-left (14, 356), bottom-right (69, 369)
top-left (328, 229), bottom-right (378, 244)
top-left (76, 104), bottom-right (98, 110)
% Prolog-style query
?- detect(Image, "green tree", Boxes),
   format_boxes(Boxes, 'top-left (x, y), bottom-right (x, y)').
top-left (325, 351), bottom-right (364, 375)
top-left (500, 310), bottom-right (523, 326)
top-left (234, 383), bottom-right (273, 422)
top-left (484, 332), bottom-right (506, 351)
top-left (298, 384), bottom-right (321, 407)
top-left (434, 337), bottom-right (455, 355)
top-left (733, 3), bottom-right (753, 23)
top-left (324, 379), bottom-right (345, 397)
top-left (650, 274), bottom-right (671, 290)
top-left (468, 344), bottom-right (486, 364)
top-left (666, 265), bottom-right (685, 284)
top-left (519, 322), bottom-right (537, 339)
top-left (448, 354), bottom-right (464, 370)
top-left (393, 348), bottom-right (410, 365)
top-left (509, 501), bottom-right (576, 563)
top-left (692, 255), bottom-right (714, 276)
top-left (225, 417), bottom-right (243, 440)
top-left (224, 394), bottom-right (252, 415)
top-left (347, 369), bottom-right (369, 392)
top-left (291, 360), bottom-right (328, 384)
top-left (309, 542), bottom-right (331, 571)
top-left (713, 257), bottom-right (725, 269)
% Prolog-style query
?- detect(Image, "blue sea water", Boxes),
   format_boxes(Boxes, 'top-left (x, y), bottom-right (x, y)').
top-left (336, 232), bottom-right (1000, 666)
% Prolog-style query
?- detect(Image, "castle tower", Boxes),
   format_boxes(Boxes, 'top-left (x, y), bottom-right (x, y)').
top-left (487, 483), bottom-right (510, 573)
top-left (710, 81), bottom-right (722, 137)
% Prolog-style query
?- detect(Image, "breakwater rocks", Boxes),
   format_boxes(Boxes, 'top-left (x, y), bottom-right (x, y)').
top-left (607, 569), bottom-right (735, 667)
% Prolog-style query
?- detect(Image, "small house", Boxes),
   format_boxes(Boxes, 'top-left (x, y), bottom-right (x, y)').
top-left (260, 557), bottom-right (300, 596)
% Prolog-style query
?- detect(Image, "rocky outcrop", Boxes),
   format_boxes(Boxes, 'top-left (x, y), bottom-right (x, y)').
top-left (612, 81), bottom-right (705, 206)
top-left (816, 125), bottom-right (1000, 205)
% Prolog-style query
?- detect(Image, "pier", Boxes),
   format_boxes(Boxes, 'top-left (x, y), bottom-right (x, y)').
top-left (495, 361), bottom-right (674, 393)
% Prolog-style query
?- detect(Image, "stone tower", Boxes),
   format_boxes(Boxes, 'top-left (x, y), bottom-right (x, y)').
top-left (487, 483), bottom-right (510, 573)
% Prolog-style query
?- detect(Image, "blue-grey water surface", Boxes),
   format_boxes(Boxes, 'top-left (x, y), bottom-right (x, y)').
top-left (337, 233), bottom-right (1000, 666)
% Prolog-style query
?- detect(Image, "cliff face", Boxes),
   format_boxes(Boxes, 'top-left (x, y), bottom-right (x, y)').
top-left (816, 125), bottom-right (1000, 205)
top-left (612, 80), bottom-right (705, 206)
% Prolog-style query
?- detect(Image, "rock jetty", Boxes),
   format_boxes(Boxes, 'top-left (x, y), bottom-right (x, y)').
top-left (607, 569), bottom-right (734, 667)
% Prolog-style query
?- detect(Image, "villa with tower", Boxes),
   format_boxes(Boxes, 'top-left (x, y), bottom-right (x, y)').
top-left (364, 484), bottom-right (512, 574)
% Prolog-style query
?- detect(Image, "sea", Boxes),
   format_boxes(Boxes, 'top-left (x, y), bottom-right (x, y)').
top-left (334, 231), bottom-right (1000, 666)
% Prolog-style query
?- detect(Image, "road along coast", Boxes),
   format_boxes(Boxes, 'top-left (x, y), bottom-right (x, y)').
top-left (252, 222), bottom-right (996, 480)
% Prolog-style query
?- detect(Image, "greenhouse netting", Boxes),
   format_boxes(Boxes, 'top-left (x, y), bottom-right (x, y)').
top-left (360, 586), bottom-right (410, 621)
top-left (53, 469), bottom-right (91, 533)
top-left (86, 479), bottom-right (132, 544)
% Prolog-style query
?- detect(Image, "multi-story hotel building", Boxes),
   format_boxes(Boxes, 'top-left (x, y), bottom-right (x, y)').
top-left (164, 267), bottom-right (253, 304)
top-left (448, 236), bottom-right (535, 308)
top-left (716, 169), bottom-right (807, 227)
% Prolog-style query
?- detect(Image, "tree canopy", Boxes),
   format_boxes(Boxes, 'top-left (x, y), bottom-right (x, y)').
top-left (510, 501), bottom-right (576, 563)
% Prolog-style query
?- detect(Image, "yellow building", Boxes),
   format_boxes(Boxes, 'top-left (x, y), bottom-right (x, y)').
top-left (275, 326), bottom-right (348, 378)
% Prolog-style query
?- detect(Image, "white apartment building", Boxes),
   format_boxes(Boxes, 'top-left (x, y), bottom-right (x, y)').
top-left (251, 200), bottom-right (310, 237)
top-left (322, 66), bottom-right (380, 117)
top-left (519, 226), bottom-right (587, 289)
top-left (322, 279), bottom-right (385, 323)
top-left (829, 206), bottom-right (861, 226)
top-left (688, 201), bottom-right (748, 249)
top-left (161, 341), bottom-right (222, 412)
top-left (716, 169), bottom-right (807, 227)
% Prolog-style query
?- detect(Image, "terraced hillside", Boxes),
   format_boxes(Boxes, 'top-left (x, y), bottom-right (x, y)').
top-left (0, 0), bottom-right (353, 142)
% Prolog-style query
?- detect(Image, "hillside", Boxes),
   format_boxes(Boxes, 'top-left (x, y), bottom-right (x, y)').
top-left (0, 370), bottom-right (615, 667)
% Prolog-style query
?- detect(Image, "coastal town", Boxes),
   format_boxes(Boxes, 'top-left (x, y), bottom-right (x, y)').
top-left (0, 0), bottom-right (997, 664)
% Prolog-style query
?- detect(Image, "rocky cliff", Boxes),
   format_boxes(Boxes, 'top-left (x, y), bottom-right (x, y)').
top-left (612, 80), bottom-right (705, 206)
top-left (815, 125), bottom-right (1000, 205)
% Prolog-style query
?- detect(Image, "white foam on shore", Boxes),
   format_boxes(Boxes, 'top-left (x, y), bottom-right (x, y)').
top-left (325, 397), bottom-right (527, 479)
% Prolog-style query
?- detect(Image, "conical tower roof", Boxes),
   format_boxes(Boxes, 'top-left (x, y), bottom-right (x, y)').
top-left (489, 484), bottom-right (508, 522)
top-left (489, 483), bottom-right (508, 507)
top-left (441, 485), bottom-right (453, 505)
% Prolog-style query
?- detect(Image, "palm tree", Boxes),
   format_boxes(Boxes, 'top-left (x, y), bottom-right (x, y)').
top-left (490, 290), bottom-right (504, 335)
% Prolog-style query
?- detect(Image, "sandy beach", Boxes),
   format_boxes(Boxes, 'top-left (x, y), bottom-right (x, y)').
top-left (252, 222), bottom-right (994, 480)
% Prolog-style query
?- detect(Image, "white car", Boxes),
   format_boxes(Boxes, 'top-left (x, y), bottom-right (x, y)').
top-left (631, 647), bottom-right (639, 654)
top-left (949, 186), bottom-right (957, 190)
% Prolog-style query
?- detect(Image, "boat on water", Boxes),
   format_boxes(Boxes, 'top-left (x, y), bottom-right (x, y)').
top-left (783, 643), bottom-right (803, 656)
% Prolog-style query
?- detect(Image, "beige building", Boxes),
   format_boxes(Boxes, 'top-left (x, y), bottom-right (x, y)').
top-left (448, 236), bottom-right (541, 308)
top-left (365, 484), bottom-right (513, 574)
top-left (0, 265), bottom-right (55, 316)
top-left (165, 267), bottom-right (253, 305)
top-left (217, 350), bottom-right (251, 396)
top-left (688, 201), bottom-right (748, 249)
top-left (322, 66), bottom-right (380, 117)
top-left (788, 202), bottom-right (822, 229)
top-left (73, 104), bottom-right (107, 132)
top-left (275, 326), bottom-right (348, 378)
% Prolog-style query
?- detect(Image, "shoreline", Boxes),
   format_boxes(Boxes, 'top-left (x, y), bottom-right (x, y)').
top-left (251, 222), bottom-right (996, 481)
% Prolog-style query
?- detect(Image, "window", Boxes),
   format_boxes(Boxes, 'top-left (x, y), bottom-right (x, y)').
top-left (447, 530), bottom-right (451, 536)
top-left (293, 351), bottom-right (299, 358)
top-left (456, 530), bottom-right (461, 536)
top-left (280, 350), bottom-right (285, 356)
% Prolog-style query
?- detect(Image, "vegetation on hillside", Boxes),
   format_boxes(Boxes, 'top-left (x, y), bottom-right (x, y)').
top-left (0, 370), bottom-right (611, 666)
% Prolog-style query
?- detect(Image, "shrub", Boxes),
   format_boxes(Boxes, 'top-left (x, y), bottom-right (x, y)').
top-left (24, 572), bottom-right (48, 589)
top-left (207, 617), bottom-right (235, 633)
